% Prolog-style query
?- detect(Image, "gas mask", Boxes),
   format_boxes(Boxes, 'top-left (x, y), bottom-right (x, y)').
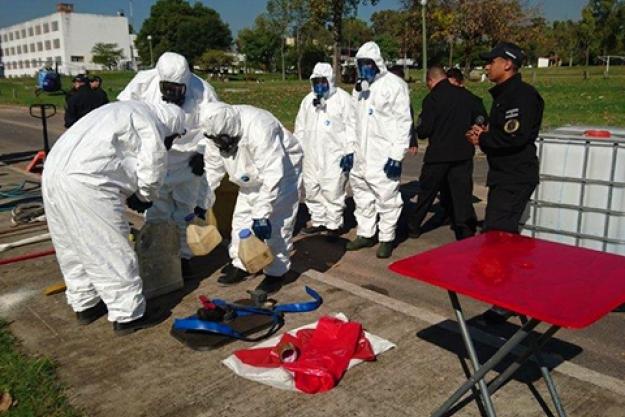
top-left (311, 77), bottom-right (330, 108)
top-left (164, 129), bottom-right (186, 151)
top-left (160, 81), bottom-right (187, 106)
top-left (204, 133), bottom-right (240, 157)
top-left (355, 59), bottom-right (379, 92)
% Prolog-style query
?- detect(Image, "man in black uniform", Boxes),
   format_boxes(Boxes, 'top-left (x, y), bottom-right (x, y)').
top-left (408, 65), bottom-right (487, 240)
top-left (64, 75), bottom-right (108, 128)
top-left (446, 68), bottom-right (465, 87)
top-left (89, 75), bottom-right (109, 105)
top-left (466, 42), bottom-right (544, 233)
top-left (466, 42), bottom-right (544, 324)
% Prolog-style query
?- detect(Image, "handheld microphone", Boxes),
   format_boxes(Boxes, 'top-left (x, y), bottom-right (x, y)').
top-left (475, 115), bottom-right (486, 127)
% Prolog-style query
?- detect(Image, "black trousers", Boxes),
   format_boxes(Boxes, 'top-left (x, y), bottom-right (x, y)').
top-left (409, 160), bottom-right (477, 240)
top-left (483, 183), bottom-right (536, 233)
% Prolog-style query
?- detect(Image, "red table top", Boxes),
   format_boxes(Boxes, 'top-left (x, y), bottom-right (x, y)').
top-left (389, 232), bottom-right (625, 329)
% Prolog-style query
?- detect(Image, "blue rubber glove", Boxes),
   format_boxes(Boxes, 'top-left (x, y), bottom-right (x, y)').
top-left (383, 158), bottom-right (402, 180)
top-left (252, 218), bottom-right (272, 240)
top-left (194, 206), bottom-right (207, 220)
top-left (339, 153), bottom-right (354, 173)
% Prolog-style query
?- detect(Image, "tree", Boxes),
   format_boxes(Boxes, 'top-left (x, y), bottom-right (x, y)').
top-left (196, 49), bottom-right (234, 72)
top-left (552, 20), bottom-right (579, 66)
top-left (578, 4), bottom-right (599, 66)
top-left (237, 15), bottom-right (282, 72)
top-left (344, 18), bottom-right (373, 56)
top-left (310, 0), bottom-right (380, 78)
top-left (91, 43), bottom-right (124, 70)
top-left (137, 0), bottom-right (232, 67)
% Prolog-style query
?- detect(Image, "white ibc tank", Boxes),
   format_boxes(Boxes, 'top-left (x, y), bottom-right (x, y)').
top-left (522, 126), bottom-right (625, 255)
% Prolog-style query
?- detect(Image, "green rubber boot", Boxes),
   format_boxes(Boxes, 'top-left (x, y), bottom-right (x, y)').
top-left (345, 236), bottom-right (376, 251)
top-left (376, 241), bottom-right (394, 259)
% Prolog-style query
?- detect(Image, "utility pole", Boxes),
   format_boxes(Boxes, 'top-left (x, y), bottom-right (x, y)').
top-left (421, 0), bottom-right (427, 83)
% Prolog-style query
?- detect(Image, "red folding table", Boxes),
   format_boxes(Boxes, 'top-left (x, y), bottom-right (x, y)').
top-left (389, 231), bottom-right (625, 417)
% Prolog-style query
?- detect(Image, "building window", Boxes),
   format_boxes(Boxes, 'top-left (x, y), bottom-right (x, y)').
top-left (10, 47), bottom-right (15, 55)
top-left (35, 25), bottom-right (41, 35)
top-left (16, 46), bottom-right (21, 54)
top-left (55, 56), bottom-right (62, 64)
top-left (2, 34), bottom-right (6, 42)
top-left (31, 59), bottom-right (37, 68)
top-left (25, 60), bottom-right (30, 68)
top-left (29, 43), bottom-right (35, 53)
top-left (45, 40), bottom-right (51, 50)
top-left (71, 56), bottom-right (84, 63)
top-left (53, 39), bottom-right (60, 49)
top-left (46, 57), bottom-right (53, 65)
top-left (15, 31), bottom-right (20, 40)
top-left (3, 49), bottom-right (8, 56)
top-left (9, 32), bottom-right (13, 41)
top-left (51, 21), bottom-right (59, 31)
top-left (43, 23), bottom-right (49, 33)
top-left (18, 61), bottom-right (23, 69)
top-left (28, 27), bottom-right (34, 37)
top-left (23, 44), bottom-right (27, 53)
top-left (21, 29), bottom-right (26, 38)
top-left (37, 42), bottom-right (43, 52)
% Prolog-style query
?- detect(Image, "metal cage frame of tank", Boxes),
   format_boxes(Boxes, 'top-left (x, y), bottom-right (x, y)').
top-left (522, 132), bottom-right (625, 253)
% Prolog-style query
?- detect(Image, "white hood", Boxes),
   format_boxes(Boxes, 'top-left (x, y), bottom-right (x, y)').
top-left (355, 41), bottom-right (387, 76)
top-left (309, 62), bottom-right (337, 97)
top-left (199, 101), bottom-right (243, 139)
top-left (146, 102), bottom-right (187, 139)
top-left (156, 52), bottom-right (191, 85)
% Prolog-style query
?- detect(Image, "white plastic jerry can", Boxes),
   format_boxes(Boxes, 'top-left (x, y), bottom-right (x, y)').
top-left (186, 209), bottom-right (222, 256)
top-left (238, 228), bottom-right (274, 274)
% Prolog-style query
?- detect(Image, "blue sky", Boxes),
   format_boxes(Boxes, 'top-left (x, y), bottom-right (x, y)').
top-left (0, 0), bottom-right (589, 34)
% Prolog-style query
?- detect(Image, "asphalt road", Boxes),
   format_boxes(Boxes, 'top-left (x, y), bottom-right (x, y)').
top-left (0, 104), bottom-right (623, 389)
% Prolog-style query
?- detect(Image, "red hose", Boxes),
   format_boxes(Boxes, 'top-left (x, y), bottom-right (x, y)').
top-left (0, 248), bottom-right (55, 266)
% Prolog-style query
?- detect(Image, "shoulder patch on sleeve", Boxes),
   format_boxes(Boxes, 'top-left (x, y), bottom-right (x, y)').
top-left (504, 118), bottom-right (520, 133)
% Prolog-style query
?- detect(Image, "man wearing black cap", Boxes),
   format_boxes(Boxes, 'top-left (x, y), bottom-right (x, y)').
top-left (466, 42), bottom-right (544, 234)
top-left (407, 64), bottom-right (486, 240)
top-left (89, 75), bottom-right (109, 105)
top-left (64, 74), bottom-right (108, 128)
top-left (466, 42), bottom-right (544, 325)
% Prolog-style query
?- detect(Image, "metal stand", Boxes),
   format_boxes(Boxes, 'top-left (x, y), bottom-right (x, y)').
top-left (431, 293), bottom-right (566, 417)
top-left (26, 104), bottom-right (56, 173)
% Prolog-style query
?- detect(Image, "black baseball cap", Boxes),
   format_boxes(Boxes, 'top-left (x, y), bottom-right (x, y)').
top-left (72, 74), bottom-right (88, 83)
top-left (479, 42), bottom-right (525, 67)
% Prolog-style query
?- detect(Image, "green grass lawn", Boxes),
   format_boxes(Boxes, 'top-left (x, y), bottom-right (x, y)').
top-left (1, 66), bottom-right (623, 131)
top-left (0, 320), bottom-right (82, 417)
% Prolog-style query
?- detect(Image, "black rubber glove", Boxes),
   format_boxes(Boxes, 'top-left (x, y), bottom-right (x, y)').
top-left (126, 193), bottom-right (153, 213)
top-left (194, 206), bottom-right (207, 220)
top-left (189, 153), bottom-right (205, 176)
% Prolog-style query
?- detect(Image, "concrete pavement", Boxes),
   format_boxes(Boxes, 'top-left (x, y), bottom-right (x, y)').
top-left (1, 105), bottom-right (624, 417)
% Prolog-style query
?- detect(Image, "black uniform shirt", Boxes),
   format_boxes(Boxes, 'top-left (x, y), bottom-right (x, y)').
top-left (417, 79), bottom-right (487, 163)
top-left (64, 85), bottom-right (108, 128)
top-left (479, 73), bottom-right (544, 186)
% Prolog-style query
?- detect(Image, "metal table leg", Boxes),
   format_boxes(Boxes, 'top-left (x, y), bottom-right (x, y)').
top-left (447, 291), bottom-right (497, 417)
top-left (519, 316), bottom-right (567, 417)
top-left (431, 310), bottom-right (540, 417)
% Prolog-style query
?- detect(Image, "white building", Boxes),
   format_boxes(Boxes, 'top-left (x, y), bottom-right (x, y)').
top-left (0, 3), bottom-right (133, 77)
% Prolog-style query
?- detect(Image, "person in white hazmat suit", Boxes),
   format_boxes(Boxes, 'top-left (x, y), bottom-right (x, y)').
top-left (347, 41), bottom-right (413, 259)
top-left (294, 62), bottom-right (356, 239)
top-left (199, 102), bottom-right (303, 294)
top-left (117, 52), bottom-right (218, 276)
top-left (42, 100), bottom-right (186, 336)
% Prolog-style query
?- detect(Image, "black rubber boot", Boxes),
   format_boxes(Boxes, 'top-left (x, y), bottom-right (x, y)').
top-left (76, 300), bottom-right (107, 325)
top-left (217, 266), bottom-right (249, 286)
top-left (345, 236), bottom-right (376, 251)
top-left (113, 306), bottom-right (168, 336)
top-left (407, 217), bottom-right (423, 239)
top-left (255, 275), bottom-right (284, 295)
top-left (301, 225), bottom-right (327, 235)
top-left (181, 258), bottom-right (193, 278)
top-left (325, 228), bottom-right (342, 242)
top-left (376, 241), bottom-right (394, 259)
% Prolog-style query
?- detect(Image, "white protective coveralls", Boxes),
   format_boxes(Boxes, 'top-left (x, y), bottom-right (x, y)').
top-left (200, 103), bottom-right (303, 276)
top-left (118, 52), bottom-right (219, 259)
top-left (294, 63), bottom-right (356, 230)
top-left (351, 41), bottom-right (413, 242)
top-left (42, 101), bottom-right (186, 322)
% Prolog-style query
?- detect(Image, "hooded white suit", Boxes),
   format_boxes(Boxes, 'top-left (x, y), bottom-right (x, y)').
top-left (42, 101), bottom-right (186, 322)
top-left (294, 62), bottom-right (356, 230)
top-left (200, 103), bottom-right (303, 276)
top-left (118, 52), bottom-right (219, 259)
top-left (351, 42), bottom-right (413, 242)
